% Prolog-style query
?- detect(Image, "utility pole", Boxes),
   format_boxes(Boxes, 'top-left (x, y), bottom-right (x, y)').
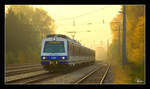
top-left (122, 5), bottom-right (127, 66)
top-left (118, 24), bottom-right (121, 61)
top-left (107, 39), bottom-right (109, 58)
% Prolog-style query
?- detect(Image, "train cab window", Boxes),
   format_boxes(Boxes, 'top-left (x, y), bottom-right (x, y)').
top-left (43, 41), bottom-right (65, 53)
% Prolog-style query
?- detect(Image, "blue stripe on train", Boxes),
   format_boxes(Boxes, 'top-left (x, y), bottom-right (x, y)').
top-left (41, 61), bottom-right (69, 65)
top-left (41, 56), bottom-right (68, 60)
top-left (41, 61), bottom-right (49, 64)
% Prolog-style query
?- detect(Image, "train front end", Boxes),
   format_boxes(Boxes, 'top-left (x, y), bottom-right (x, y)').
top-left (41, 36), bottom-right (68, 71)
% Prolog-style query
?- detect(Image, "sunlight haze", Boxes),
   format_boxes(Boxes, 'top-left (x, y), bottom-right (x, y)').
top-left (32, 5), bottom-right (121, 50)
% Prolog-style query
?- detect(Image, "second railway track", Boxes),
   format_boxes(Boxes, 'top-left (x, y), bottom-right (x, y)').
top-left (5, 66), bottom-right (43, 77)
top-left (6, 70), bottom-right (65, 84)
top-left (74, 63), bottom-right (111, 84)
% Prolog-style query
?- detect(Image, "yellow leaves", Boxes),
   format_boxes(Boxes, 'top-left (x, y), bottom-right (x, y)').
top-left (110, 6), bottom-right (145, 65)
top-left (134, 16), bottom-right (144, 43)
top-left (112, 61), bottom-right (132, 84)
top-left (137, 16), bottom-right (145, 25)
top-left (109, 6), bottom-right (145, 83)
top-left (127, 16), bottom-right (145, 65)
top-left (129, 49), bottom-right (139, 63)
top-left (127, 42), bottom-right (144, 65)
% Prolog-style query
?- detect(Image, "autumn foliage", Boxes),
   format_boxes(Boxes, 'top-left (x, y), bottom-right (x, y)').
top-left (5, 5), bottom-right (56, 65)
top-left (109, 5), bottom-right (145, 83)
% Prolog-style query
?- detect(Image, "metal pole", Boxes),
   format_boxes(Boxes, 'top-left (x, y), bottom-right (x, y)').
top-left (122, 5), bottom-right (127, 65)
top-left (118, 24), bottom-right (120, 59)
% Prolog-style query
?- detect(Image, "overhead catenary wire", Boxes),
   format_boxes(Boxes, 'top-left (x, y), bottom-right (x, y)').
top-left (55, 6), bottom-right (115, 45)
top-left (56, 6), bottom-right (110, 22)
top-left (54, 6), bottom-right (113, 27)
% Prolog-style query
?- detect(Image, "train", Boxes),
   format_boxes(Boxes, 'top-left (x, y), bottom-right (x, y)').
top-left (41, 34), bottom-right (95, 72)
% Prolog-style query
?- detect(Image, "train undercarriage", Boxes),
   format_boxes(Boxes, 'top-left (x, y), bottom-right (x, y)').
top-left (41, 60), bottom-right (95, 72)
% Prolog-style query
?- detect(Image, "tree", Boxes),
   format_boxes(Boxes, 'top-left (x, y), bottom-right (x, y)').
top-left (5, 5), bottom-right (56, 64)
top-left (109, 5), bottom-right (145, 83)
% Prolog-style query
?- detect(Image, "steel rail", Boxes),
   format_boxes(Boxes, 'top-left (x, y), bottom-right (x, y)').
top-left (6, 64), bottom-right (41, 70)
top-left (6, 71), bottom-right (48, 83)
top-left (5, 66), bottom-right (43, 77)
top-left (74, 67), bottom-right (99, 84)
top-left (99, 64), bottom-right (110, 84)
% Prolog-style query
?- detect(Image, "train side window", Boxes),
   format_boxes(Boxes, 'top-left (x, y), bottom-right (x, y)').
top-left (69, 42), bottom-right (71, 55)
top-left (74, 44), bottom-right (75, 56)
top-left (85, 48), bottom-right (87, 56)
top-left (80, 47), bottom-right (82, 56)
top-left (81, 47), bottom-right (83, 56)
top-left (72, 44), bottom-right (74, 56)
top-left (69, 41), bottom-right (72, 56)
top-left (87, 49), bottom-right (88, 56)
top-left (70, 43), bottom-right (72, 52)
top-left (82, 47), bottom-right (84, 56)
top-left (79, 46), bottom-right (80, 56)
top-left (78, 46), bottom-right (80, 56)
top-left (74, 45), bottom-right (76, 56)
top-left (87, 49), bottom-right (90, 56)
top-left (78, 46), bottom-right (79, 56)
top-left (84, 48), bottom-right (85, 56)
top-left (75, 45), bottom-right (78, 56)
top-left (68, 42), bottom-right (70, 54)
top-left (73, 44), bottom-right (75, 56)
top-left (75, 45), bottom-right (77, 56)
top-left (83, 48), bottom-right (85, 56)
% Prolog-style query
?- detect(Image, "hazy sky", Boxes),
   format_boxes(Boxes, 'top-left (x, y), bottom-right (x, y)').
top-left (31, 5), bottom-right (121, 50)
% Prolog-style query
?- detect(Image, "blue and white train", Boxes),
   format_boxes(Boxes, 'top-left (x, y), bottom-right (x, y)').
top-left (41, 34), bottom-right (95, 72)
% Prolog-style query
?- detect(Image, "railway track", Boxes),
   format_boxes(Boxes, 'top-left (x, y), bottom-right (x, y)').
top-left (5, 64), bottom-right (49, 84)
top-left (5, 62), bottom-right (111, 84)
top-left (74, 63), bottom-right (111, 84)
top-left (6, 70), bottom-right (48, 84)
top-left (5, 64), bottom-right (69, 84)
top-left (6, 71), bottom-right (63, 84)
top-left (5, 66), bottom-right (43, 77)
top-left (6, 64), bottom-right (41, 71)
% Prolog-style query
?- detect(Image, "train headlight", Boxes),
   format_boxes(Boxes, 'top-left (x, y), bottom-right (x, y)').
top-left (62, 57), bottom-right (65, 60)
top-left (43, 56), bottom-right (46, 60)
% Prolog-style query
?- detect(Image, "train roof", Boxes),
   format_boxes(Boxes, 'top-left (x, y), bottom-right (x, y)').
top-left (46, 34), bottom-right (95, 51)
top-left (46, 34), bottom-right (81, 45)
top-left (47, 34), bottom-right (71, 39)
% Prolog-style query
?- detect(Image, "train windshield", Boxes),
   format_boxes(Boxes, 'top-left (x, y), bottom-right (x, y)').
top-left (43, 41), bottom-right (65, 53)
